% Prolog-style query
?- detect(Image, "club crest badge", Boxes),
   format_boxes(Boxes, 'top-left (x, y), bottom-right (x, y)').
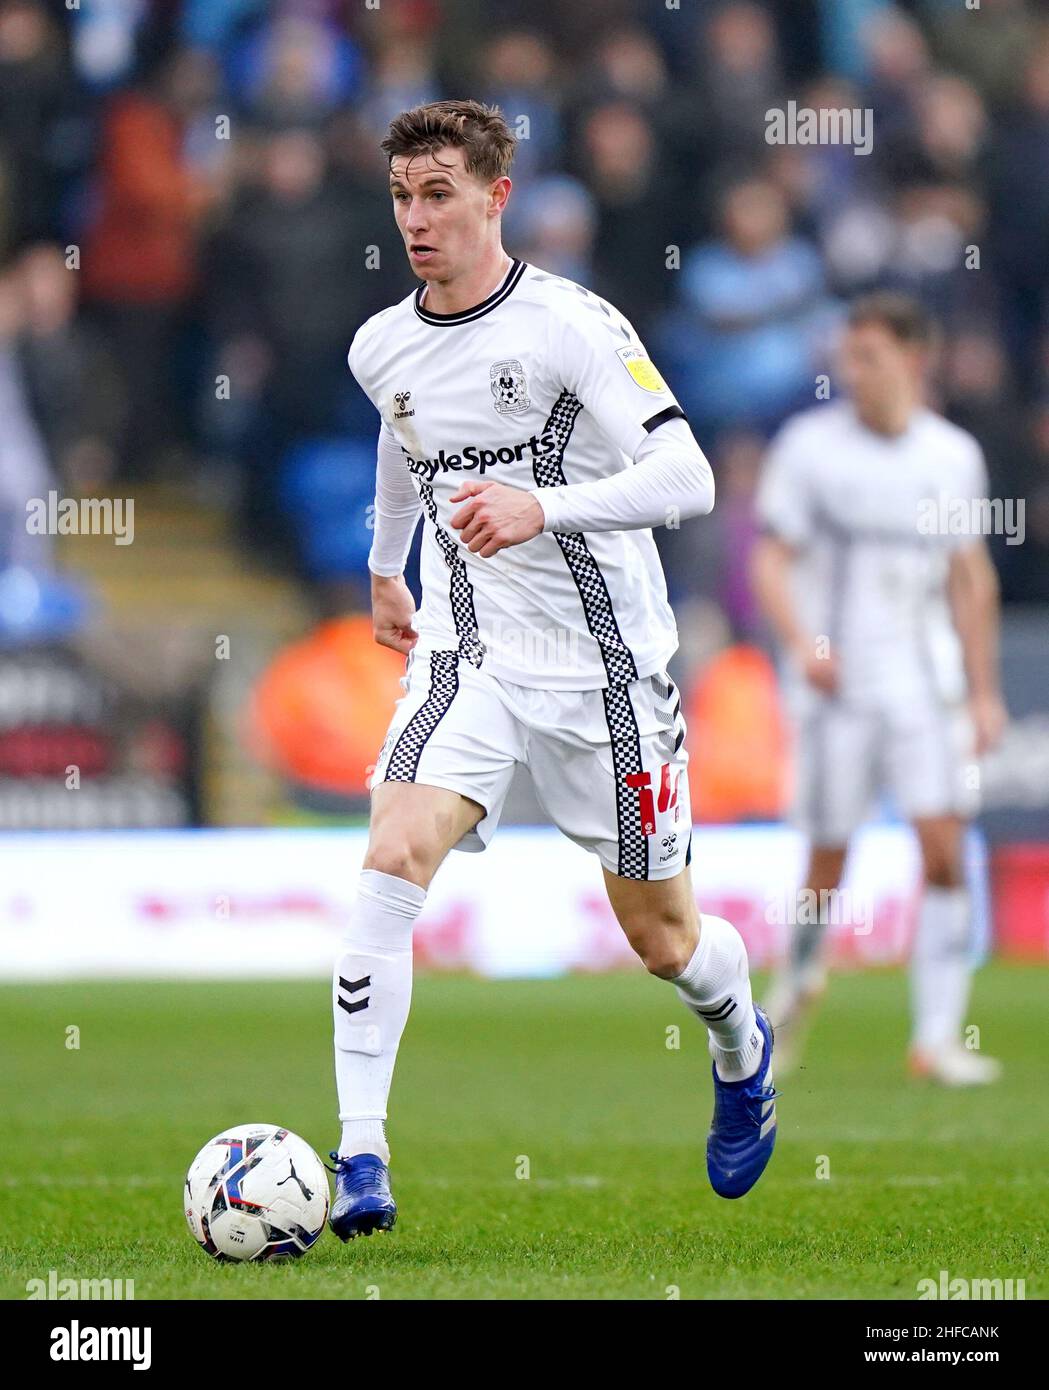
top-left (490, 359), bottom-right (530, 415)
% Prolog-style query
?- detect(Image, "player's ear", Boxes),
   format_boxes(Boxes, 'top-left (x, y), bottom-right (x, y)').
top-left (488, 176), bottom-right (512, 217)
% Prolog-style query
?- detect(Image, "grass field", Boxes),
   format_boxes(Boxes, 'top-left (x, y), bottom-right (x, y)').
top-left (1, 964), bottom-right (1044, 1300)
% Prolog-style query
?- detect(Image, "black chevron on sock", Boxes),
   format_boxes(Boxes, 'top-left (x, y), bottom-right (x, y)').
top-left (337, 995), bottom-right (369, 1016)
top-left (696, 998), bottom-right (737, 1022)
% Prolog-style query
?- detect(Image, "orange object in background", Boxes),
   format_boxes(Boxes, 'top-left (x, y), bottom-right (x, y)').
top-left (248, 617), bottom-right (405, 795)
top-left (686, 644), bottom-right (789, 823)
top-left (82, 92), bottom-right (207, 306)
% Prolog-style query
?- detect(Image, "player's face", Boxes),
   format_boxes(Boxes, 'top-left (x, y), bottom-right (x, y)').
top-left (839, 322), bottom-right (922, 417)
top-left (389, 146), bottom-right (498, 281)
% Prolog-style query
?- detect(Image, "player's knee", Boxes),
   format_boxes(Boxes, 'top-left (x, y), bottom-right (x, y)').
top-left (363, 835), bottom-right (435, 889)
top-left (916, 816), bottom-right (965, 889)
top-left (627, 916), bottom-right (696, 980)
top-left (641, 947), bottom-right (694, 980)
top-left (922, 851), bottom-right (964, 890)
top-left (805, 871), bottom-right (842, 901)
top-left (805, 849), bottom-right (846, 899)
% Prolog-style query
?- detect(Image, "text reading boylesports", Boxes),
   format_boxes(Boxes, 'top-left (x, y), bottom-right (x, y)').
top-left (402, 428), bottom-right (559, 482)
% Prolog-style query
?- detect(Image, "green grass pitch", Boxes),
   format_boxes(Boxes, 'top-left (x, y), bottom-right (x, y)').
top-left (2, 964), bottom-right (1043, 1300)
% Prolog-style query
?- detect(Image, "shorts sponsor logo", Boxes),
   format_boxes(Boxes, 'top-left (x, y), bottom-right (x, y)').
top-left (626, 762), bottom-right (681, 838)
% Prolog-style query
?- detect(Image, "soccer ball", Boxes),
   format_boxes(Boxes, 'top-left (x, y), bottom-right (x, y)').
top-left (184, 1123), bottom-right (329, 1261)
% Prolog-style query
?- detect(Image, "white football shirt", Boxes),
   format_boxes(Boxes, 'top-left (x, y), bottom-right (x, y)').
top-left (347, 258), bottom-right (686, 690)
top-left (755, 401), bottom-right (989, 711)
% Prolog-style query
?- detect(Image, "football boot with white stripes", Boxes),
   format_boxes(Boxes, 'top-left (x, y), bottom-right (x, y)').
top-left (706, 1005), bottom-right (779, 1199)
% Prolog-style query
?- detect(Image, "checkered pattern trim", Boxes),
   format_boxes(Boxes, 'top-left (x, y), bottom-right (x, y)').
top-left (383, 649), bottom-right (460, 782)
top-left (533, 390), bottom-right (638, 686)
top-left (417, 479), bottom-right (486, 669)
top-left (602, 682), bottom-right (648, 880)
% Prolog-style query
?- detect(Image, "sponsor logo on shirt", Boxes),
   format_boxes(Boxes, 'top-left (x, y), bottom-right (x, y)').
top-left (616, 345), bottom-right (668, 393)
top-left (402, 428), bottom-right (559, 482)
top-left (393, 390), bottom-right (415, 419)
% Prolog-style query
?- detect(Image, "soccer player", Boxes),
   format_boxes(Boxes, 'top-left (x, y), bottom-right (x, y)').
top-left (327, 99), bottom-right (778, 1238)
top-left (752, 293), bottom-right (1007, 1085)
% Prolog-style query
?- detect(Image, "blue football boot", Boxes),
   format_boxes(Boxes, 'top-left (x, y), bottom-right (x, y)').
top-left (706, 1006), bottom-right (780, 1199)
top-left (327, 1152), bottom-right (397, 1240)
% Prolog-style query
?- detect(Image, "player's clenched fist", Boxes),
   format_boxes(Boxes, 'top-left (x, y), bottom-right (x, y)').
top-left (449, 479), bottom-right (545, 558)
top-left (371, 572), bottom-right (419, 654)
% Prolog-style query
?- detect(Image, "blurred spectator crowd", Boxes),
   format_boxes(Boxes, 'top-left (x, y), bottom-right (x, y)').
top-left (3, 0), bottom-right (1049, 623)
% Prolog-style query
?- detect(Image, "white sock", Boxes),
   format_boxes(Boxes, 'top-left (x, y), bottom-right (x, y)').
top-left (910, 885), bottom-right (972, 1052)
top-left (333, 869), bottom-right (426, 1163)
top-left (674, 914), bottom-right (764, 1081)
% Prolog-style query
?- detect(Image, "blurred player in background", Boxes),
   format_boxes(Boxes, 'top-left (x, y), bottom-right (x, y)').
top-left (327, 99), bottom-right (780, 1239)
top-left (752, 294), bottom-right (1007, 1086)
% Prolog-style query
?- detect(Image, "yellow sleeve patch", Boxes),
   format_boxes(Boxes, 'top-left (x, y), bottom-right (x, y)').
top-left (616, 345), bottom-right (668, 393)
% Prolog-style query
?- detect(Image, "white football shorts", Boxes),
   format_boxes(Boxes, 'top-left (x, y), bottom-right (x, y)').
top-left (790, 697), bottom-right (978, 846)
top-left (371, 644), bottom-right (692, 881)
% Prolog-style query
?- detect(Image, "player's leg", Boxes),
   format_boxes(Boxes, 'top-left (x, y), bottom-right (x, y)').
top-left (528, 669), bottom-right (776, 1198)
top-left (908, 813), bottom-right (1000, 1084)
top-left (335, 780), bottom-right (485, 1158)
top-left (602, 864), bottom-right (778, 1199)
top-left (602, 866), bottom-right (763, 1076)
top-left (791, 844), bottom-right (849, 997)
top-left (767, 703), bottom-right (876, 1067)
top-left (888, 705), bottom-right (1001, 1085)
top-left (766, 842), bottom-right (847, 1071)
top-left (329, 648), bottom-right (522, 1238)
top-left (330, 783), bottom-right (485, 1239)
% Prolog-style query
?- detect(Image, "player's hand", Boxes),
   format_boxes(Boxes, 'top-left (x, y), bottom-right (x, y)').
top-left (448, 480), bottom-right (545, 558)
top-left (969, 690), bottom-right (1007, 756)
top-left (793, 639), bottom-right (840, 695)
top-left (370, 573), bottom-right (418, 655)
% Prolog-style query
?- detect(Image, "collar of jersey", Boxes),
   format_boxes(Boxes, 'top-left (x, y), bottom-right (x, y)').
top-left (413, 257), bottom-right (527, 325)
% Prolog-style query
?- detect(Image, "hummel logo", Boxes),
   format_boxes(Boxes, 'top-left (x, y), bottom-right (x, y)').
top-left (393, 390), bottom-right (415, 419)
top-left (276, 1158), bottom-right (315, 1203)
top-left (337, 974), bottom-right (371, 1016)
top-left (658, 831), bottom-right (679, 861)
